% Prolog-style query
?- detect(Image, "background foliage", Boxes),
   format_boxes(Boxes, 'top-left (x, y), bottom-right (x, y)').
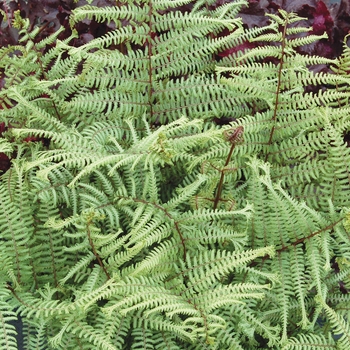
top-left (0, 0), bottom-right (350, 349)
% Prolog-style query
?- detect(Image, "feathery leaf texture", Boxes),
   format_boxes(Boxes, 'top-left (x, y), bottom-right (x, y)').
top-left (0, 2), bottom-right (349, 349)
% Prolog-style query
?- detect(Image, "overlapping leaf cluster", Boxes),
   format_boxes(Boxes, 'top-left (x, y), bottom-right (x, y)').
top-left (0, 1), bottom-right (349, 349)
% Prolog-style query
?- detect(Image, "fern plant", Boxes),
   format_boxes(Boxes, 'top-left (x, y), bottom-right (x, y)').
top-left (0, 1), bottom-right (350, 349)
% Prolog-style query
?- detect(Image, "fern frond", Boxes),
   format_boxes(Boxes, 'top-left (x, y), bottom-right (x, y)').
top-left (0, 292), bottom-right (18, 350)
top-left (282, 333), bottom-right (336, 349)
top-left (316, 295), bottom-right (350, 349)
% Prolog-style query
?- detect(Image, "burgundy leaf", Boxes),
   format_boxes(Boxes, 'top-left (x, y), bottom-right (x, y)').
top-left (312, 1), bottom-right (334, 36)
top-left (0, 153), bottom-right (10, 172)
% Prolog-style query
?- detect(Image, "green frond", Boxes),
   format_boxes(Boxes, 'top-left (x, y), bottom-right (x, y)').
top-left (52, 317), bottom-right (118, 350)
top-left (316, 295), bottom-right (350, 349)
top-left (35, 26), bottom-right (67, 50)
top-left (154, 12), bottom-right (241, 33)
top-left (287, 33), bottom-right (328, 48)
top-left (0, 139), bottom-right (13, 154)
top-left (198, 283), bottom-right (270, 313)
top-left (266, 9), bottom-right (306, 25)
top-left (332, 35), bottom-right (350, 75)
top-left (2, 2), bottom-right (350, 348)
top-left (59, 252), bottom-right (95, 286)
top-left (282, 333), bottom-right (336, 349)
top-left (69, 5), bottom-right (149, 27)
top-left (129, 238), bottom-right (180, 277)
top-left (233, 303), bottom-right (281, 347)
top-left (154, 0), bottom-right (194, 9)
top-left (22, 319), bottom-right (49, 350)
top-left (181, 246), bottom-right (274, 293)
top-left (14, 292), bottom-right (74, 319)
top-left (0, 295), bottom-right (18, 350)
